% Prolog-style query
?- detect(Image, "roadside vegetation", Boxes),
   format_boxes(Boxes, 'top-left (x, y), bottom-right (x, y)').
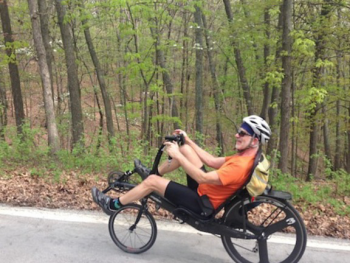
top-left (1, 127), bottom-right (349, 239)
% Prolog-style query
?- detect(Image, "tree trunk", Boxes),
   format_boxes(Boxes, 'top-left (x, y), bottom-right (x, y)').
top-left (38, 0), bottom-right (54, 101)
top-left (223, 0), bottom-right (253, 115)
top-left (150, 21), bottom-right (180, 131)
top-left (194, 4), bottom-right (203, 138)
top-left (80, 6), bottom-right (115, 143)
top-left (202, 13), bottom-right (224, 155)
top-left (322, 101), bottom-right (332, 168)
top-left (267, 4), bottom-right (283, 158)
top-left (180, 10), bottom-right (189, 126)
top-left (260, 8), bottom-right (271, 119)
top-left (0, 0), bottom-right (25, 135)
top-left (334, 9), bottom-right (342, 171)
top-left (347, 106), bottom-right (350, 173)
top-left (54, 0), bottom-right (84, 148)
top-left (278, 0), bottom-right (293, 174)
top-left (307, 0), bottom-right (332, 181)
top-left (28, 0), bottom-right (60, 155)
top-left (0, 71), bottom-right (7, 139)
top-left (126, 2), bottom-right (154, 142)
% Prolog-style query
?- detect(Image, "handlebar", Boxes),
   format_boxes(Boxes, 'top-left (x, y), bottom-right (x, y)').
top-left (164, 134), bottom-right (185, 146)
top-left (149, 134), bottom-right (185, 174)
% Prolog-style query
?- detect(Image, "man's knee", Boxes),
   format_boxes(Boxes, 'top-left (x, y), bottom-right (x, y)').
top-left (143, 174), bottom-right (161, 189)
top-left (179, 144), bottom-right (194, 155)
top-left (180, 144), bottom-right (202, 166)
top-left (143, 174), bottom-right (169, 194)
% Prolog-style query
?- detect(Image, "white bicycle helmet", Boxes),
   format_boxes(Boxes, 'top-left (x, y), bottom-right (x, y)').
top-left (243, 115), bottom-right (271, 145)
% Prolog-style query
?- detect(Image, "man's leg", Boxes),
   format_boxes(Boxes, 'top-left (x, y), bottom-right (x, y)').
top-left (119, 175), bottom-right (170, 204)
top-left (92, 175), bottom-right (171, 215)
top-left (158, 144), bottom-right (203, 175)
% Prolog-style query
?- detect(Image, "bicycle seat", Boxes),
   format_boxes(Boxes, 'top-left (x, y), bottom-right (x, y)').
top-left (134, 159), bottom-right (151, 180)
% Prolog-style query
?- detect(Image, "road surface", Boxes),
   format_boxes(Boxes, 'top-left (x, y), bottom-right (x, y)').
top-left (1, 205), bottom-right (349, 263)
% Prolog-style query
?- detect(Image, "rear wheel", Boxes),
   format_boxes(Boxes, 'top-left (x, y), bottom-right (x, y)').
top-left (221, 195), bottom-right (307, 263)
top-left (108, 204), bottom-right (157, 254)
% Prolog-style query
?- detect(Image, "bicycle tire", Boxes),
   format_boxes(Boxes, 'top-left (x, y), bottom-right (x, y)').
top-left (221, 195), bottom-right (307, 263)
top-left (108, 204), bottom-right (157, 254)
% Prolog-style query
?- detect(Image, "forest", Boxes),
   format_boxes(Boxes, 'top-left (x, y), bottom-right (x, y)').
top-left (0, 0), bottom-right (350, 188)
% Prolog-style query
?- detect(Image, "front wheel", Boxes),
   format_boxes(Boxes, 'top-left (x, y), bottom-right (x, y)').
top-left (108, 204), bottom-right (157, 254)
top-left (221, 195), bottom-right (307, 263)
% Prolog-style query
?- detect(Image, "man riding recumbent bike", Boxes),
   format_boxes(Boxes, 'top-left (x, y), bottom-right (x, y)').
top-left (92, 115), bottom-right (307, 263)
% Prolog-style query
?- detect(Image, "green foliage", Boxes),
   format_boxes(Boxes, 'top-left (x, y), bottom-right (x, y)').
top-left (264, 70), bottom-right (284, 88)
top-left (270, 170), bottom-right (350, 216)
top-left (0, 124), bottom-right (49, 164)
top-left (300, 87), bottom-right (328, 111)
top-left (315, 59), bottom-right (334, 69)
top-left (151, 115), bottom-right (182, 127)
top-left (291, 30), bottom-right (315, 57)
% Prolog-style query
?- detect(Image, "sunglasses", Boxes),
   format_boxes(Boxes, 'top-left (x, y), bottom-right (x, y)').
top-left (237, 129), bottom-right (251, 137)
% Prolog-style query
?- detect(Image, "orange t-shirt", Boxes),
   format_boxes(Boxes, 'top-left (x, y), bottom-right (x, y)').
top-left (197, 155), bottom-right (254, 209)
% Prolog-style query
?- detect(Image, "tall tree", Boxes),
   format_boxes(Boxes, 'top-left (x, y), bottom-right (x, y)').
top-left (54, 0), bottom-right (84, 148)
top-left (179, 9), bottom-right (190, 130)
top-left (79, 3), bottom-right (115, 143)
top-left (194, 4), bottom-right (204, 137)
top-left (0, 70), bottom-right (7, 139)
top-left (28, 0), bottom-right (60, 155)
top-left (347, 106), bottom-right (350, 173)
top-left (38, 0), bottom-right (55, 100)
top-left (202, 13), bottom-right (224, 155)
top-left (0, 0), bottom-right (25, 135)
top-left (333, 8), bottom-right (343, 171)
top-left (260, 7), bottom-right (271, 119)
top-left (278, 0), bottom-right (293, 173)
top-left (306, 0), bottom-right (333, 181)
top-left (125, 2), bottom-right (154, 142)
top-left (149, 3), bottom-right (180, 132)
top-left (267, 4), bottom-right (283, 158)
top-left (223, 0), bottom-right (253, 115)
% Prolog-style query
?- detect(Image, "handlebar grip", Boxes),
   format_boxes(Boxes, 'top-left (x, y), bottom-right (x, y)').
top-left (164, 134), bottom-right (185, 145)
top-left (164, 135), bottom-right (178, 141)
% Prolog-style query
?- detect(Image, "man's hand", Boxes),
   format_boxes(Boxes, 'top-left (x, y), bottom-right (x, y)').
top-left (164, 141), bottom-right (182, 160)
top-left (174, 129), bottom-right (189, 142)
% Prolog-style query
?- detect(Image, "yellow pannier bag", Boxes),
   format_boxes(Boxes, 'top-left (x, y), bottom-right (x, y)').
top-left (246, 153), bottom-right (270, 197)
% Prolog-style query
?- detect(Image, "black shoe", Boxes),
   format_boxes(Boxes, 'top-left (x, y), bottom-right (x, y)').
top-left (91, 187), bottom-right (114, 216)
top-left (134, 159), bottom-right (151, 180)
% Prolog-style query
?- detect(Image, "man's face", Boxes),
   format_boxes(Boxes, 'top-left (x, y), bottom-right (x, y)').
top-left (235, 128), bottom-right (253, 150)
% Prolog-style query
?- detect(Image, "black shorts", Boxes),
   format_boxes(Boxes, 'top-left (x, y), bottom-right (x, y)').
top-left (164, 166), bottom-right (207, 214)
top-left (164, 181), bottom-right (203, 214)
top-left (186, 166), bottom-right (207, 191)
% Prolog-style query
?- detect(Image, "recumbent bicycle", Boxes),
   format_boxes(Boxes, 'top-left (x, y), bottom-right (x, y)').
top-left (101, 134), bottom-right (307, 263)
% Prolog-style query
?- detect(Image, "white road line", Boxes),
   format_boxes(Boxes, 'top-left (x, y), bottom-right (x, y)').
top-left (1, 205), bottom-right (349, 252)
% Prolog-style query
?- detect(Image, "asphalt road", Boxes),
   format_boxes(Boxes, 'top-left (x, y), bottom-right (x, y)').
top-left (1, 205), bottom-right (349, 263)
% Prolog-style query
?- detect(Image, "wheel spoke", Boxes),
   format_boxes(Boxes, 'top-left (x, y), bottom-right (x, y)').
top-left (264, 219), bottom-right (289, 236)
top-left (258, 238), bottom-right (269, 263)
